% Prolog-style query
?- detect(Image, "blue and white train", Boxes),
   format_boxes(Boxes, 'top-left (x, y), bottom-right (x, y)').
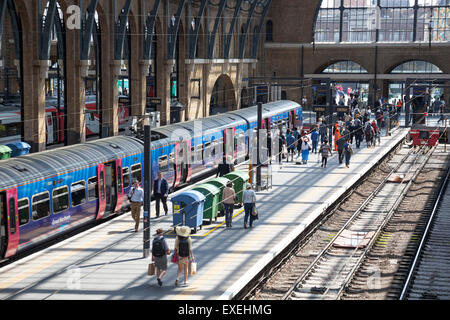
top-left (0, 100), bottom-right (302, 259)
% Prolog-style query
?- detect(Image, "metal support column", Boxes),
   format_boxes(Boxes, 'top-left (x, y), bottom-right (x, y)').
top-left (143, 124), bottom-right (152, 258)
top-left (256, 102), bottom-right (262, 191)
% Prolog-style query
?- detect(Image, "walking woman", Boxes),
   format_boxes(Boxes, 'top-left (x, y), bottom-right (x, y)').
top-left (243, 183), bottom-right (257, 229)
top-left (319, 139), bottom-right (332, 168)
top-left (174, 226), bottom-right (195, 287)
top-left (301, 136), bottom-right (311, 164)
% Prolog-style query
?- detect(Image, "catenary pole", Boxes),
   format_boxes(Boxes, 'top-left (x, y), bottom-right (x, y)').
top-left (143, 124), bottom-right (152, 258)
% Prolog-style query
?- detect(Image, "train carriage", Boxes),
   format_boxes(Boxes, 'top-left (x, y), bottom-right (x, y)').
top-left (0, 100), bottom-right (302, 260)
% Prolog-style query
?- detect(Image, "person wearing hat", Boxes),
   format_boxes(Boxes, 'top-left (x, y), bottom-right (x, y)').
top-left (222, 181), bottom-right (236, 228)
top-left (243, 183), bottom-right (257, 229)
top-left (174, 226), bottom-right (194, 287)
top-left (152, 228), bottom-right (171, 287)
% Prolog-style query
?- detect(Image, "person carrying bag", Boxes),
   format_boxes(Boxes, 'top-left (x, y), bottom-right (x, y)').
top-left (243, 183), bottom-right (258, 229)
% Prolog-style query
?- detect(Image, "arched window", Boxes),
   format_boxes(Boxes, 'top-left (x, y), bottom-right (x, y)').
top-left (390, 60), bottom-right (443, 74)
top-left (266, 20), bottom-right (273, 42)
top-left (322, 61), bottom-right (368, 73)
top-left (314, 0), bottom-right (450, 43)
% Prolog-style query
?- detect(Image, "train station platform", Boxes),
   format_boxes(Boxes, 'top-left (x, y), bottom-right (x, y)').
top-left (0, 128), bottom-right (409, 300)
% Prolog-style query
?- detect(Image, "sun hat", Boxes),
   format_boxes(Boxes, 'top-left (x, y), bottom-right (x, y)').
top-left (176, 226), bottom-right (191, 238)
top-left (246, 183), bottom-right (252, 189)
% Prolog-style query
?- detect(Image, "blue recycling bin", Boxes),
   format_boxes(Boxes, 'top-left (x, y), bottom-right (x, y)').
top-left (6, 142), bottom-right (31, 157)
top-left (171, 190), bottom-right (206, 233)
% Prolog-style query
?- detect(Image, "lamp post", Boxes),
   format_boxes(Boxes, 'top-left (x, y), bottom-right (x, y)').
top-left (143, 120), bottom-right (152, 258)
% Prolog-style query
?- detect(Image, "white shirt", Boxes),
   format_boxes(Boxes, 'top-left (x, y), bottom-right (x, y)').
top-left (129, 186), bottom-right (144, 203)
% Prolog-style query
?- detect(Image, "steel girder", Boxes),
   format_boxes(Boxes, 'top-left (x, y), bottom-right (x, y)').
top-left (207, 0), bottom-right (226, 59)
top-left (188, 0), bottom-right (208, 59)
top-left (114, 0), bottom-right (132, 60)
top-left (39, 0), bottom-right (66, 60)
top-left (167, 0), bottom-right (187, 60)
top-left (143, 0), bottom-right (161, 60)
top-left (0, 0), bottom-right (21, 60)
top-left (251, 0), bottom-right (271, 59)
top-left (224, 0), bottom-right (243, 59)
top-left (238, 0), bottom-right (258, 59)
top-left (80, 0), bottom-right (99, 60)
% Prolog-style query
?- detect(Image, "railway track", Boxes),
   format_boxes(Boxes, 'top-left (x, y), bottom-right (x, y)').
top-left (282, 147), bottom-right (431, 300)
top-left (247, 142), bottom-right (445, 300)
top-left (400, 163), bottom-right (450, 300)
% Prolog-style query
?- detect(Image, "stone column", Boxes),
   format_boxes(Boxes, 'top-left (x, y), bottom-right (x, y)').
top-left (65, 28), bottom-right (86, 145)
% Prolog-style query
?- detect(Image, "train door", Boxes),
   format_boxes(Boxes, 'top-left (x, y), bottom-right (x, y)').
top-left (173, 143), bottom-right (182, 189)
top-left (114, 159), bottom-right (124, 213)
top-left (0, 189), bottom-right (19, 259)
top-left (46, 112), bottom-right (55, 144)
top-left (185, 140), bottom-right (192, 183)
top-left (224, 128), bottom-right (236, 163)
top-left (104, 161), bottom-right (117, 214)
top-left (96, 164), bottom-right (107, 220)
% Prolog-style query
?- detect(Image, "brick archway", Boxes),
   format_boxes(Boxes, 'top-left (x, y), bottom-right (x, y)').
top-left (209, 74), bottom-right (236, 116)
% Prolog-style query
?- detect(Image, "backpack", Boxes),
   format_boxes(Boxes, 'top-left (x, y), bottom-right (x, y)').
top-left (178, 237), bottom-right (190, 257)
top-left (152, 237), bottom-right (165, 257)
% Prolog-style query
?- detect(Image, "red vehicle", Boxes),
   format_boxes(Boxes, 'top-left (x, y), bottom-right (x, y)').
top-left (409, 126), bottom-right (440, 147)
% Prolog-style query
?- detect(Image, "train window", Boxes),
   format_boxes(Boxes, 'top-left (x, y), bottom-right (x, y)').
top-left (123, 167), bottom-right (130, 188)
top-left (204, 142), bottom-right (211, 159)
top-left (18, 198), bottom-right (29, 226)
top-left (131, 164), bottom-right (142, 183)
top-left (71, 181), bottom-right (86, 207)
top-left (99, 172), bottom-right (105, 201)
top-left (8, 198), bottom-right (16, 234)
top-left (419, 131), bottom-right (430, 140)
top-left (88, 177), bottom-right (98, 201)
top-left (32, 192), bottom-right (50, 221)
top-left (53, 186), bottom-right (69, 214)
top-left (159, 155), bottom-right (168, 173)
top-left (169, 153), bottom-right (175, 170)
top-left (117, 166), bottom-right (123, 194)
top-left (191, 146), bottom-right (195, 164)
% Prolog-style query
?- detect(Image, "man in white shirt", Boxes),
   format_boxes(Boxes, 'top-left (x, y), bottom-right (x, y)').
top-left (128, 180), bottom-right (144, 232)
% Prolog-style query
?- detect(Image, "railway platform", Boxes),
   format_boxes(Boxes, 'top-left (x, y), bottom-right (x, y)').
top-left (0, 128), bottom-right (409, 300)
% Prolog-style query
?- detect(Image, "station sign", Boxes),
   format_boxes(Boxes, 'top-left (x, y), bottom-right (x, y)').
top-left (147, 98), bottom-right (162, 105)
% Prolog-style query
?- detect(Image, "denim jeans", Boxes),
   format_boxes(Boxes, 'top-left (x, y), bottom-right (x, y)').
top-left (224, 203), bottom-right (234, 226)
top-left (244, 203), bottom-right (255, 227)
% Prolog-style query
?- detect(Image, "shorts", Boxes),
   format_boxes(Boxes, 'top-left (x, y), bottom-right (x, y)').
top-left (154, 255), bottom-right (168, 270)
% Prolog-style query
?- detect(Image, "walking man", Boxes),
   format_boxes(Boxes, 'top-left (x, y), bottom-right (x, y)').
top-left (152, 228), bottom-right (171, 287)
top-left (128, 180), bottom-right (144, 232)
top-left (154, 172), bottom-right (169, 217)
top-left (222, 181), bottom-right (236, 228)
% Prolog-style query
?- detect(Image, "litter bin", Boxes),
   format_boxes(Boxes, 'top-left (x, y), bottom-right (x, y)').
top-left (171, 190), bottom-right (205, 233)
top-left (192, 183), bottom-right (220, 224)
top-left (224, 170), bottom-right (250, 206)
top-left (204, 177), bottom-right (230, 215)
top-left (6, 142), bottom-right (31, 157)
top-left (0, 145), bottom-right (12, 160)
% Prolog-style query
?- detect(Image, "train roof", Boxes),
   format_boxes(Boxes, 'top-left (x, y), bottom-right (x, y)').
top-left (151, 100), bottom-right (301, 144)
top-left (0, 136), bottom-right (143, 191)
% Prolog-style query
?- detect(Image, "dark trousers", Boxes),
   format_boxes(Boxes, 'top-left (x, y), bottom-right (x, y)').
top-left (224, 203), bottom-right (234, 227)
top-left (244, 203), bottom-right (255, 227)
top-left (312, 140), bottom-right (318, 153)
top-left (345, 152), bottom-right (351, 166)
top-left (155, 193), bottom-right (168, 216)
top-left (321, 157), bottom-right (328, 167)
top-left (338, 148), bottom-right (344, 164)
top-left (355, 135), bottom-right (362, 148)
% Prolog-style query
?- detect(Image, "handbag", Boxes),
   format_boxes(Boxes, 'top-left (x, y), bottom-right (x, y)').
top-left (148, 262), bottom-right (156, 276)
top-left (188, 259), bottom-right (197, 275)
top-left (251, 205), bottom-right (259, 220)
top-left (171, 252), bottom-right (178, 264)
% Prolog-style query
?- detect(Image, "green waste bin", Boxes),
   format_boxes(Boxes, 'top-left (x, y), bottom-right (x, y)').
top-left (192, 183), bottom-right (220, 223)
top-left (224, 170), bottom-right (250, 206)
top-left (204, 177), bottom-right (230, 215)
top-left (0, 145), bottom-right (12, 160)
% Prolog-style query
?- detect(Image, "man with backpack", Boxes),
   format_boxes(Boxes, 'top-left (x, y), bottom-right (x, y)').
top-left (152, 228), bottom-right (171, 287)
